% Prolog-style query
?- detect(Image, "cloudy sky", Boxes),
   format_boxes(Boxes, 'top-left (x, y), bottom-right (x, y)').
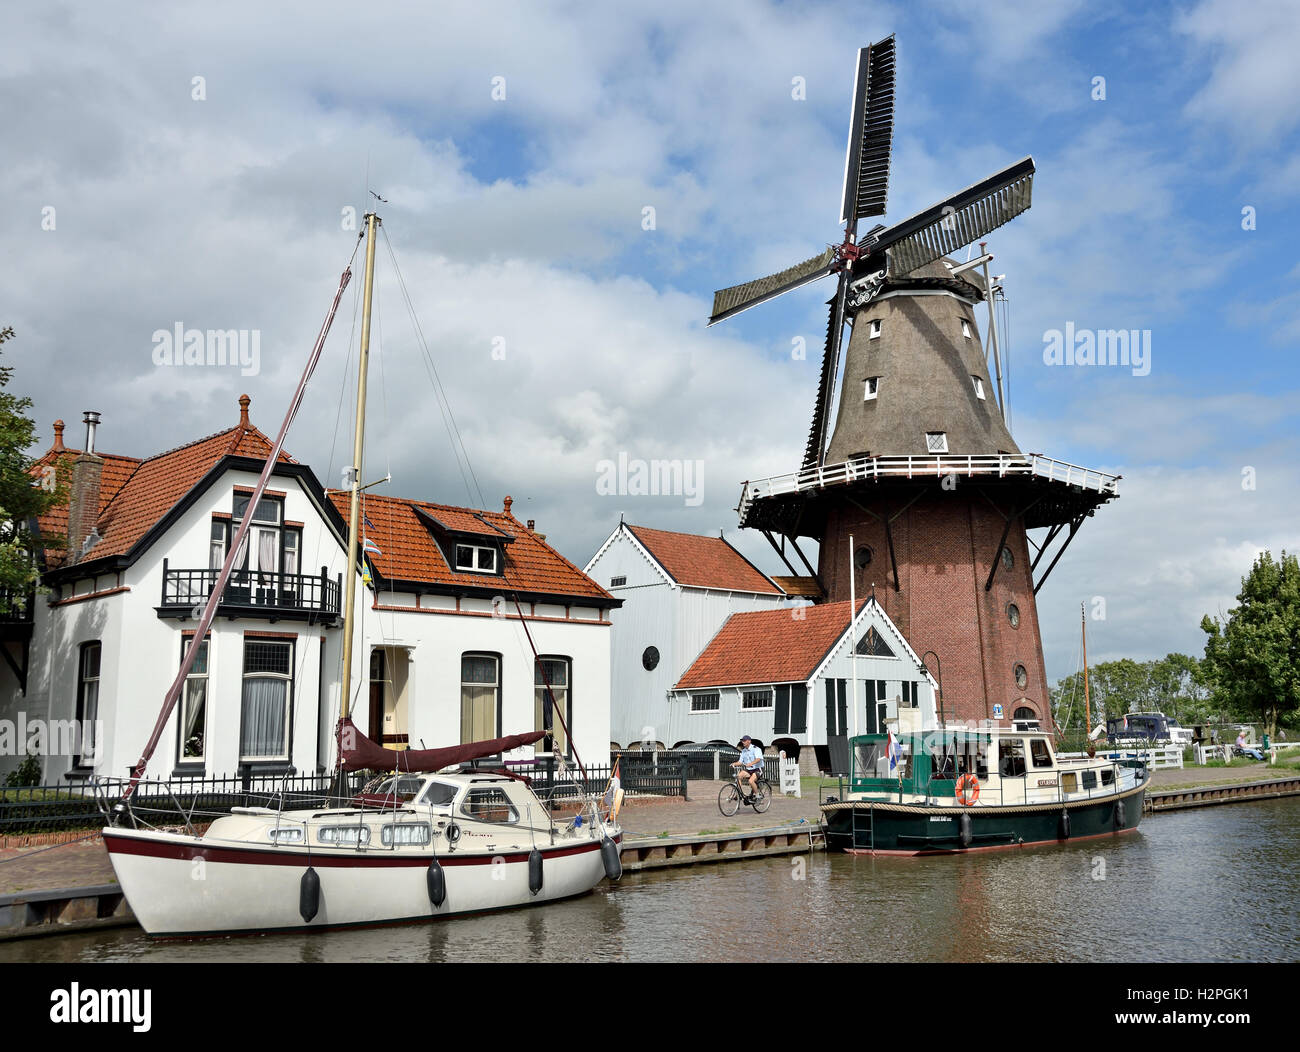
top-left (3, 0), bottom-right (1298, 680)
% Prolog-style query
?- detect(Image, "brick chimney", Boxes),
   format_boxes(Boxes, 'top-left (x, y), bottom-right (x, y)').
top-left (67, 411), bottom-right (104, 562)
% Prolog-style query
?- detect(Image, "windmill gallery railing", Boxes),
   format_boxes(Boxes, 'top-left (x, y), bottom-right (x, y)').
top-left (738, 453), bottom-right (1121, 519)
top-left (158, 560), bottom-right (342, 623)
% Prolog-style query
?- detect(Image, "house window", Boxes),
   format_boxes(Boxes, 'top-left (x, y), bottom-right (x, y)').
top-left (972, 375), bottom-right (986, 400)
top-left (864, 376), bottom-right (879, 401)
top-left (455, 544), bottom-right (498, 574)
top-left (178, 638), bottom-right (209, 764)
top-left (868, 319), bottom-right (882, 339)
top-left (742, 689), bottom-right (773, 710)
top-left (961, 318), bottom-right (972, 339)
top-left (75, 642), bottom-right (101, 767)
top-left (902, 681), bottom-right (919, 708)
top-left (535, 657), bottom-right (571, 755)
top-left (690, 693), bottom-right (720, 712)
top-left (282, 529), bottom-right (300, 577)
top-left (925, 432), bottom-right (949, 453)
top-left (610, 576), bottom-right (627, 587)
top-left (461, 653), bottom-right (499, 742)
top-left (210, 520), bottom-right (228, 570)
top-left (240, 639), bottom-right (293, 761)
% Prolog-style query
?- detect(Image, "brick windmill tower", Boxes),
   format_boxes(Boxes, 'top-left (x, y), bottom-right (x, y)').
top-left (709, 37), bottom-right (1119, 734)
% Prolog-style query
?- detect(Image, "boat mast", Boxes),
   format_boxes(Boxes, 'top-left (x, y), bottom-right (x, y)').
top-left (339, 212), bottom-right (380, 729)
top-left (1081, 602), bottom-right (1092, 735)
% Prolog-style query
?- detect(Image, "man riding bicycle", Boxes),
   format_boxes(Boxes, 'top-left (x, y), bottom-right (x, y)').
top-left (731, 735), bottom-right (764, 797)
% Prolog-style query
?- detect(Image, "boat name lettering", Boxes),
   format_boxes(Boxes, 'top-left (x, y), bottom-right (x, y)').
top-left (1037, 778), bottom-right (1058, 787)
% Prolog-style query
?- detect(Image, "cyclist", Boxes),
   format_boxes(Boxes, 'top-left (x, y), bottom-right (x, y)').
top-left (731, 735), bottom-right (764, 798)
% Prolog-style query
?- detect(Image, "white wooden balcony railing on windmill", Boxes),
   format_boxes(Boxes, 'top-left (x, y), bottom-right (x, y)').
top-left (737, 453), bottom-right (1121, 516)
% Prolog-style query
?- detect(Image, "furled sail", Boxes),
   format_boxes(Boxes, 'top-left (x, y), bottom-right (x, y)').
top-left (336, 717), bottom-right (545, 773)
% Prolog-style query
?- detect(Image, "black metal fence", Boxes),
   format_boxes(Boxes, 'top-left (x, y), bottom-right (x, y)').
top-left (613, 748), bottom-right (743, 782)
top-left (0, 759), bottom-right (692, 835)
top-left (0, 771), bottom-right (368, 836)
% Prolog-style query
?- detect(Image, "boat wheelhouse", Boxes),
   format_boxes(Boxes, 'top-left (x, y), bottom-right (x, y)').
top-left (821, 721), bottom-right (1148, 854)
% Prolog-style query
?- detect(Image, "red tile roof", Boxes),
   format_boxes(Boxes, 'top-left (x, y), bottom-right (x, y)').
top-left (674, 600), bottom-right (862, 689)
top-left (331, 492), bottom-right (612, 602)
top-left (626, 524), bottom-right (781, 594)
top-left (33, 397), bottom-right (294, 568)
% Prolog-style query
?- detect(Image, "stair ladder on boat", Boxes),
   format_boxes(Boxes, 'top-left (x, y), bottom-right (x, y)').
top-left (851, 805), bottom-right (874, 851)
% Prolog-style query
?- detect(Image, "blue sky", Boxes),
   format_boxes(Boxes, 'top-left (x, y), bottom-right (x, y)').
top-left (2, 0), bottom-right (1297, 680)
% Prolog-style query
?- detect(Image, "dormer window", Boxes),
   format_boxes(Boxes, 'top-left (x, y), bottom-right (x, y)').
top-left (455, 544), bottom-right (498, 574)
top-left (868, 319), bottom-right (882, 340)
top-left (864, 376), bottom-right (879, 401)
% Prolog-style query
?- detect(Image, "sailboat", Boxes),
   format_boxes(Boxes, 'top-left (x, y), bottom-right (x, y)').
top-left (101, 213), bottom-right (623, 937)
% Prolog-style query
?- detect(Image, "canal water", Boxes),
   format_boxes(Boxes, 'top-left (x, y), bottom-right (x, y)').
top-left (3, 798), bottom-right (1297, 963)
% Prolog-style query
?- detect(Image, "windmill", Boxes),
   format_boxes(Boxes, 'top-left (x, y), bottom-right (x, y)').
top-left (709, 35), bottom-right (1033, 470)
top-left (709, 37), bottom-right (1120, 741)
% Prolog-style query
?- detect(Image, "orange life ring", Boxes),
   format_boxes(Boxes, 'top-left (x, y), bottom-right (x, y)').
top-left (955, 773), bottom-right (980, 806)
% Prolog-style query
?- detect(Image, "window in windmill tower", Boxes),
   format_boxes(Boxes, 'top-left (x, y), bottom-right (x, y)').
top-left (868, 319), bottom-right (882, 339)
top-left (925, 432), bottom-right (948, 453)
top-left (864, 376), bottom-right (879, 401)
top-left (972, 375), bottom-right (986, 400)
top-left (961, 318), bottom-right (972, 339)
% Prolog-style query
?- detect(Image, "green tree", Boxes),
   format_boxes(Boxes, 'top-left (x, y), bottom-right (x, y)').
top-left (1201, 550), bottom-right (1300, 738)
top-left (0, 327), bottom-right (62, 612)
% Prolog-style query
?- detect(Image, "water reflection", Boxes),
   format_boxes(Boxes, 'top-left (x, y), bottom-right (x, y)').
top-left (3, 799), bottom-right (1297, 963)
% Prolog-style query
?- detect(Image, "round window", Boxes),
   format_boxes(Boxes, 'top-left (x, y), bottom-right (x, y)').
top-left (642, 646), bottom-right (660, 671)
top-left (1001, 547), bottom-right (1014, 570)
top-left (854, 545), bottom-right (873, 570)
top-left (1007, 602), bottom-right (1020, 628)
top-left (1014, 664), bottom-right (1028, 690)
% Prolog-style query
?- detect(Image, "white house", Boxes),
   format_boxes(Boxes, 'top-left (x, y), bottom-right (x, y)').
top-left (584, 521), bottom-right (789, 750)
top-left (669, 597), bottom-right (938, 774)
top-left (0, 397), bottom-right (617, 785)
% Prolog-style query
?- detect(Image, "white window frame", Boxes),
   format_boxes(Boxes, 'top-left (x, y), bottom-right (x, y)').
top-left (961, 318), bottom-right (972, 339)
top-left (178, 637), bottom-right (209, 765)
top-left (972, 375), bottom-right (986, 400)
top-left (240, 639), bottom-right (294, 763)
top-left (864, 376), bottom-right (879, 401)
top-left (690, 693), bottom-right (720, 713)
top-left (925, 432), bottom-right (949, 454)
top-left (741, 688), bottom-right (773, 711)
top-left (455, 543), bottom-right (498, 574)
top-left (868, 319), bottom-right (882, 340)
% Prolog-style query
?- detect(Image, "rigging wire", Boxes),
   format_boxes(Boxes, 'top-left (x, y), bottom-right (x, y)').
top-left (380, 226), bottom-right (483, 508)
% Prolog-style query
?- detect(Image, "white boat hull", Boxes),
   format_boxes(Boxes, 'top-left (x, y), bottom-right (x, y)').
top-left (103, 827), bottom-right (620, 937)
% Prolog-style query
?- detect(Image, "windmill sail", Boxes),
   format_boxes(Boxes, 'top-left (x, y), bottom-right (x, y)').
top-left (840, 35), bottom-right (896, 223)
top-left (802, 298), bottom-right (842, 468)
top-left (873, 156), bottom-right (1035, 276)
top-left (708, 247), bottom-right (836, 326)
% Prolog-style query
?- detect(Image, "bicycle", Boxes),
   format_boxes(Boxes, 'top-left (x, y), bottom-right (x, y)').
top-left (718, 768), bottom-right (772, 816)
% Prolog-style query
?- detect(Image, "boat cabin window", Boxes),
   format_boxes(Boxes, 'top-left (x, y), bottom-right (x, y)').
top-left (420, 781), bottom-right (459, 808)
top-left (461, 787), bottom-right (520, 825)
top-left (1100, 768), bottom-right (1114, 786)
top-left (380, 822), bottom-right (432, 847)
top-left (999, 739), bottom-right (1026, 777)
top-left (318, 825), bottom-right (371, 846)
top-left (1081, 770), bottom-right (1098, 790)
top-left (376, 775), bottom-right (424, 800)
top-left (268, 827), bottom-right (303, 843)
top-left (1029, 739), bottom-right (1053, 769)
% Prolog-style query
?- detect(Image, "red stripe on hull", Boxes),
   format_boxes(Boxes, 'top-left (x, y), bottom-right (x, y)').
top-left (103, 831), bottom-right (618, 868)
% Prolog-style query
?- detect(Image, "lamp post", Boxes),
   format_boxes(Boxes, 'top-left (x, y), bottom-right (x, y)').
top-left (918, 650), bottom-right (944, 729)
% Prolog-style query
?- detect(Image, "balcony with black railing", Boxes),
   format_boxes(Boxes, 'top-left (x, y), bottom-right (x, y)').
top-left (0, 588), bottom-right (35, 640)
top-left (158, 559), bottom-right (342, 625)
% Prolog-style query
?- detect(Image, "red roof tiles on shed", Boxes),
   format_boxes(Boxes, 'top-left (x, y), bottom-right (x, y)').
top-left (626, 524), bottom-right (781, 594)
top-left (674, 600), bottom-right (863, 689)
